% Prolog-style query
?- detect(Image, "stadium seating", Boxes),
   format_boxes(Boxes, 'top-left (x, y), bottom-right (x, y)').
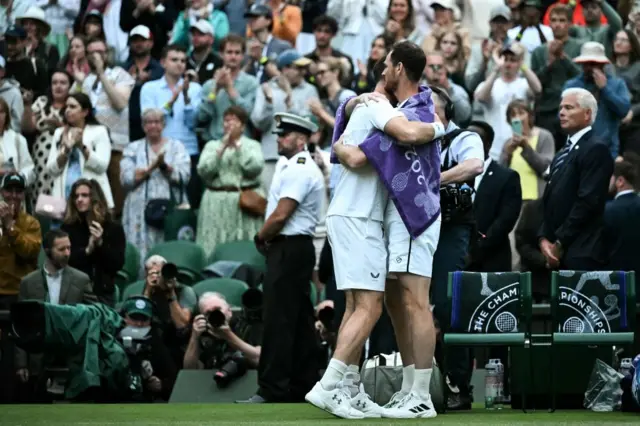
top-left (121, 280), bottom-right (145, 301)
top-left (548, 270), bottom-right (637, 411)
top-left (192, 278), bottom-right (249, 307)
top-left (115, 242), bottom-right (141, 290)
top-left (147, 241), bottom-right (206, 284)
top-left (443, 271), bottom-right (533, 412)
top-left (208, 240), bottom-right (266, 273)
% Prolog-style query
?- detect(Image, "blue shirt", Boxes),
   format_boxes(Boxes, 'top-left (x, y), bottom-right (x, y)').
top-left (140, 76), bottom-right (203, 156)
top-left (563, 72), bottom-right (631, 158)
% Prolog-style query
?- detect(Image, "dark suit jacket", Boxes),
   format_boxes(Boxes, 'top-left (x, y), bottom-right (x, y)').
top-left (245, 36), bottom-right (292, 83)
top-left (15, 267), bottom-right (96, 374)
top-left (468, 160), bottom-right (522, 272)
top-left (538, 130), bottom-right (613, 268)
top-left (604, 192), bottom-right (640, 274)
top-left (515, 199), bottom-right (549, 299)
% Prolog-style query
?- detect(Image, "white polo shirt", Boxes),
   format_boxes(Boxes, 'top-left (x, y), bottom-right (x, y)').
top-left (266, 150), bottom-right (325, 236)
top-left (327, 100), bottom-right (403, 221)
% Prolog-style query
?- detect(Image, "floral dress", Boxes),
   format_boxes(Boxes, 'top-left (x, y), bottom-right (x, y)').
top-left (30, 96), bottom-right (63, 203)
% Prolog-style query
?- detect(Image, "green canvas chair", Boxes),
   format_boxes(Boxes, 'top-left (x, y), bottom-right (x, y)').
top-left (549, 270), bottom-right (637, 412)
top-left (192, 278), bottom-right (249, 307)
top-left (444, 271), bottom-right (533, 412)
top-left (147, 241), bottom-right (206, 284)
top-left (121, 280), bottom-right (145, 301)
top-left (115, 242), bottom-right (141, 290)
top-left (208, 240), bottom-right (266, 273)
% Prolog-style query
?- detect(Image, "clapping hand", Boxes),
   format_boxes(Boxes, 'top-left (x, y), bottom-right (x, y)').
top-left (356, 59), bottom-right (367, 77)
top-left (308, 98), bottom-right (324, 116)
top-left (88, 52), bottom-right (105, 75)
top-left (385, 19), bottom-right (401, 35)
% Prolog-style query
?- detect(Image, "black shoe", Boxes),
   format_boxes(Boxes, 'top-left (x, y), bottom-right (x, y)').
top-left (446, 383), bottom-right (473, 411)
top-left (235, 394), bottom-right (267, 404)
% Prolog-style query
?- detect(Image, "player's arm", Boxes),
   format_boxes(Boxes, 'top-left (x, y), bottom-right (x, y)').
top-left (382, 115), bottom-right (445, 145)
top-left (334, 135), bottom-right (368, 168)
top-left (258, 198), bottom-right (299, 241)
top-left (344, 92), bottom-right (388, 118)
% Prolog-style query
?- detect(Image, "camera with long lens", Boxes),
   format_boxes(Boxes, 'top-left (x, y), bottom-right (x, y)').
top-left (440, 184), bottom-right (474, 223)
top-left (213, 350), bottom-right (248, 388)
top-left (161, 263), bottom-right (178, 281)
top-left (206, 308), bottom-right (226, 328)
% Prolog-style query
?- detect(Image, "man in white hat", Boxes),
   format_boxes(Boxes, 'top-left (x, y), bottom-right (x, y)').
top-left (563, 41), bottom-right (630, 158)
top-left (16, 6), bottom-right (58, 77)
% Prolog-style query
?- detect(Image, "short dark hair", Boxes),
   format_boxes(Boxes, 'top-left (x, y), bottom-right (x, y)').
top-left (86, 37), bottom-right (106, 50)
top-left (43, 230), bottom-right (69, 254)
top-left (390, 41), bottom-right (426, 83)
top-left (372, 58), bottom-right (386, 83)
top-left (221, 34), bottom-right (246, 53)
top-left (224, 105), bottom-right (249, 125)
top-left (614, 156), bottom-right (640, 188)
top-left (468, 120), bottom-right (495, 155)
top-left (161, 43), bottom-right (187, 59)
top-left (312, 15), bottom-right (338, 34)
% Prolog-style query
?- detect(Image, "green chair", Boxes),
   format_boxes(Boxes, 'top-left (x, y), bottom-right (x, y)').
top-left (208, 240), bottom-right (266, 273)
top-left (309, 282), bottom-right (326, 306)
top-left (37, 247), bottom-right (46, 268)
top-left (147, 241), bottom-right (206, 284)
top-left (121, 280), bottom-right (145, 301)
top-left (549, 270), bottom-right (637, 412)
top-left (444, 271), bottom-right (533, 412)
top-left (115, 242), bottom-right (141, 290)
top-left (192, 278), bottom-right (249, 307)
top-left (113, 284), bottom-right (121, 304)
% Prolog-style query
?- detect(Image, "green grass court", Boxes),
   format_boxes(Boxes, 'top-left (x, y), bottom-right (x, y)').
top-left (2, 404), bottom-right (638, 425)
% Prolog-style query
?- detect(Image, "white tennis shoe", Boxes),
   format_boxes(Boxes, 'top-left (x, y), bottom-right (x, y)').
top-left (350, 384), bottom-right (384, 418)
top-left (305, 381), bottom-right (365, 419)
top-left (382, 392), bottom-right (438, 419)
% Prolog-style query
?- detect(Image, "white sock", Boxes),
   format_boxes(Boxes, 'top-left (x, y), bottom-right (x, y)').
top-left (411, 368), bottom-right (433, 400)
top-left (320, 358), bottom-right (347, 390)
top-left (401, 364), bottom-right (415, 394)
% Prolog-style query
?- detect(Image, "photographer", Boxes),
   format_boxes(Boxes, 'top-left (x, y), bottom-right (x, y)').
top-left (142, 255), bottom-right (197, 367)
top-left (184, 292), bottom-right (261, 371)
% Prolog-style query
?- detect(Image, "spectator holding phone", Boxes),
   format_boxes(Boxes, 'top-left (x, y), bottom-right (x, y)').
top-left (500, 99), bottom-right (555, 203)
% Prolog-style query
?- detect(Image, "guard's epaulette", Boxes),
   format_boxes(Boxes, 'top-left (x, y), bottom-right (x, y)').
top-left (297, 157), bottom-right (306, 164)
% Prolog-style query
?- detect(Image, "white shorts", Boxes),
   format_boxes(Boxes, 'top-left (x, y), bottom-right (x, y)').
top-left (326, 216), bottom-right (388, 292)
top-left (384, 202), bottom-right (441, 278)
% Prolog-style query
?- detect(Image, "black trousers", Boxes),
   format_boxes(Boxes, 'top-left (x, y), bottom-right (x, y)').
top-left (258, 235), bottom-right (319, 402)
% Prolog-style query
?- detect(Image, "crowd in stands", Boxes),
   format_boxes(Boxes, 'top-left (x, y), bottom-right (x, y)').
top-left (0, 0), bottom-right (639, 405)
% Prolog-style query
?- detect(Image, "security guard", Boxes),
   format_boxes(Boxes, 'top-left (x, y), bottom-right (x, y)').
top-left (239, 113), bottom-right (324, 403)
top-left (429, 86), bottom-right (485, 410)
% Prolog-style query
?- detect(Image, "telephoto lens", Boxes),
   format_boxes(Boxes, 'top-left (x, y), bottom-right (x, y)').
top-left (206, 309), bottom-right (226, 328)
top-left (241, 288), bottom-right (263, 323)
top-left (161, 263), bottom-right (178, 280)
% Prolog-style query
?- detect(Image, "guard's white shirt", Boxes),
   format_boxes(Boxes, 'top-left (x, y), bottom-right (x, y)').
top-left (441, 122), bottom-right (485, 168)
top-left (567, 126), bottom-right (592, 151)
top-left (327, 101), bottom-right (403, 221)
top-left (266, 150), bottom-right (325, 236)
top-left (44, 266), bottom-right (63, 305)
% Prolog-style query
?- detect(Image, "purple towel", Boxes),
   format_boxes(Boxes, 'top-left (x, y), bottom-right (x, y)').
top-left (330, 86), bottom-right (441, 239)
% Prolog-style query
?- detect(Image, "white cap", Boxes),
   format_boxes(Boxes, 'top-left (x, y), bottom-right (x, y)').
top-left (190, 19), bottom-right (214, 36)
top-left (129, 25), bottom-right (152, 40)
top-left (0, 55), bottom-right (5, 69)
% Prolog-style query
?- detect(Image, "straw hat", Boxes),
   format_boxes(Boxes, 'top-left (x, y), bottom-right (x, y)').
top-left (573, 42), bottom-right (610, 64)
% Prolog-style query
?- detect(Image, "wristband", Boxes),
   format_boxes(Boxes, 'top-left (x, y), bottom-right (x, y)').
top-left (207, 92), bottom-right (216, 102)
top-left (163, 102), bottom-right (172, 112)
top-left (520, 64), bottom-right (528, 72)
top-left (432, 122), bottom-right (446, 139)
top-left (357, 80), bottom-right (368, 89)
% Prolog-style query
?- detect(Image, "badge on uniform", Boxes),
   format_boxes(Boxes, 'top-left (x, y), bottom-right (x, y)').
top-left (297, 157), bottom-right (306, 164)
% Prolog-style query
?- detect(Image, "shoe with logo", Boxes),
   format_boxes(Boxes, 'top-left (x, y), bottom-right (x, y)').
top-left (383, 392), bottom-right (437, 419)
top-left (383, 390), bottom-right (408, 409)
top-left (350, 384), bottom-right (384, 418)
top-left (305, 381), bottom-right (365, 419)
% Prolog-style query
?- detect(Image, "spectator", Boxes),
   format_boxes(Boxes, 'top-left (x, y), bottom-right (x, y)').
top-left (197, 106), bottom-right (265, 257)
top-left (139, 44), bottom-right (202, 207)
top-left (474, 42), bottom-right (542, 161)
top-left (77, 10), bottom-right (118, 65)
top-left (507, 0), bottom-right (554, 53)
top-left (0, 55), bottom-right (23, 133)
top-left (119, 0), bottom-right (177, 60)
top-left (563, 41), bottom-right (630, 158)
top-left (14, 229), bottom-right (95, 402)
top-left (123, 25), bottom-right (164, 143)
top-left (434, 30), bottom-right (469, 88)
top-left (0, 0), bottom-right (30, 34)
top-left (500, 99), bottom-right (555, 202)
top-left (22, 71), bottom-right (71, 207)
top-left (0, 97), bottom-right (35, 187)
top-left (0, 172), bottom-right (41, 309)
top-left (244, 4), bottom-right (292, 83)
top-left (327, 0), bottom-right (388, 65)
top-left (120, 108), bottom-right (191, 269)
top-left (351, 35), bottom-right (391, 95)
top-left (81, 37), bottom-right (135, 219)
top-left (36, 0), bottom-right (80, 57)
top-left (61, 178), bottom-right (125, 306)
top-left (197, 35), bottom-right (258, 142)
top-left (61, 36), bottom-right (91, 87)
top-left (251, 49), bottom-right (318, 190)
top-left (296, 0), bottom-right (328, 53)
top-left (304, 15), bottom-right (354, 88)
top-left (604, 157), bottom-right (640, 276)
top-left (531, 3), bottom-right (582, 149)
top-left (45, 92), bottom-right (114, 207)
top-left (515, 197), bottom-right (547, 301)
top-left (506, 0), bottom-right (523, 27)
top-left (214, 0), bottom-right (248, 37)
top-left (186, 20), bottom-right (223, 85)
top-left (424, 51), bottom-right (472, 126)
top-left (465, 4), bottom-right (514, 93)
top-left (543, 0), bottom-right (609, 27)
top-left (422, 0), bottom-right (471, 59)
top-left (170, 0), bottom-right (229, 51)
top-left (459, 0), bottom-right (508, 43)
top-left (612, 29), bottom-right (640, 157)
top-left (75, 4), bottom-right (129, 65)
top-left (538, 88), bottom-right (613, 271)
top-left (3, 25), bottom-right (48, 99)
top-left (256, 0), bottom-right (302, 47)
top-left (16, 6), bottom-right (59, 78)
top-left (383, 0), bottom-right (425, 46)
top-left (569, 0), bottom-right (622, 58)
